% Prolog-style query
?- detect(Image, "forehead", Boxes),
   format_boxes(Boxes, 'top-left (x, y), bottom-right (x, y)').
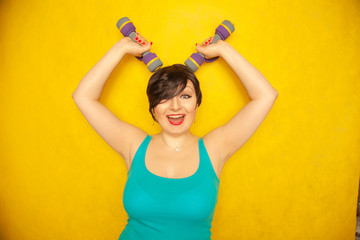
top-left (183, 80), bottom-right (194, 90)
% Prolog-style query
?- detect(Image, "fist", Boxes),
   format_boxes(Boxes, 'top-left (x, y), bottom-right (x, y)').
top-left (119, 32), bottom-right (152, 57)
top-left (195, 37), bottom-right (226, 59)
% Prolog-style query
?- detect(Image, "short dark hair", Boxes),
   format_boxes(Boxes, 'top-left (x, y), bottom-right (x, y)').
top-left (146, 64), bottom-right (202, 121)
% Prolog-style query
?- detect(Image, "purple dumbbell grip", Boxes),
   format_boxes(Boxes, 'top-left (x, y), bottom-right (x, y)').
top-left (120, 22), bottom-right (135, 37)
top-left (191, 51), bottom-right (219, 64)
top-left (190, 53), bottom-right (205, 66)
top-left (120, 22), bottom-right (145, 62)
top-left (143, 52), bottom-right (157, 65)
top-left (203, 25), bottom-right (230, 63)
top-left (203, 56), bottom-right (219, 63)
top-left (136, 52), bottom-right (158, 64)
top-left (215, 25), bottom-right (231, 40)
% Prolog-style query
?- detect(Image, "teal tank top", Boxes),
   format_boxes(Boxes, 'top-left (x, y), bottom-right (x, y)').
top-left (118, 135), bottom-right (220, 240)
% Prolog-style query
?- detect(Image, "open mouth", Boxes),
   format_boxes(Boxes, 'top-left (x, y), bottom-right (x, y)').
top-left (167, 114), bottom-right (185, 125)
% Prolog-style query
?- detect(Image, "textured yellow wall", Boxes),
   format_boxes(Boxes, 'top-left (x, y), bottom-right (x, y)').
top-left (1, 0), bottom-right (359, 239)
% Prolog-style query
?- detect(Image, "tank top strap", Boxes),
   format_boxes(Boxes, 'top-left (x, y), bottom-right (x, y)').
top-left (198, 137), bottom-right (220, 184)
top-left (127, 134), bottom-right (151, 178)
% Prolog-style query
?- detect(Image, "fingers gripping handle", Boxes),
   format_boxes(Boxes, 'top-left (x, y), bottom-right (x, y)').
top-left (185, 20), bottom-right (235, 72)
top-left (203, 20), bottom-right (235, 62)
top-left (116, 17), bottom-right (163, 72)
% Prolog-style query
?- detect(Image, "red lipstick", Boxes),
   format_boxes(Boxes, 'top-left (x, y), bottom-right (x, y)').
top-left (167, 114), bottom-right (185, 125)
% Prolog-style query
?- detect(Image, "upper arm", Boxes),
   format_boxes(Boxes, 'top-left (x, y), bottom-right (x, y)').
top-left (72, 97), bottom-right (147, 169)
top-left (204, 93), bottom-right (278, 165)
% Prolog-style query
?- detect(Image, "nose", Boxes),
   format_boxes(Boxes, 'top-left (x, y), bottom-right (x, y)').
top-left (170, 97), bottom-right (181, 110)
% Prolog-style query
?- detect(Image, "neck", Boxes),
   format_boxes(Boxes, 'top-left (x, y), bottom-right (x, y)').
top-left (158, 131), bottom-right (194, 151)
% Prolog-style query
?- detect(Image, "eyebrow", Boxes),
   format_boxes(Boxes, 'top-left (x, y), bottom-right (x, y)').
top-left (184, 85), bottom-right (194, 91)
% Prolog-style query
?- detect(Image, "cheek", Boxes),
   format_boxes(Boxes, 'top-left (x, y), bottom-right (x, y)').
top-left (153, 109), bottom-right (160, 119)
top-left (153, 105), bottom-right (166, 118)
top-left (185, 104), bottom-right (198, 118)
top-left (187, 100), bottom-right (198, 112)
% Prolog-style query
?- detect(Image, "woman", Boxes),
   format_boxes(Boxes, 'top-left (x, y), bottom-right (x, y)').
top-left (72, 33), bottom-right (278, 240)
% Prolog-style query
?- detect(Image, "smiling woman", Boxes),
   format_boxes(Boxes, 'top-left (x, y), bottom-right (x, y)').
top-left (72, 33), bottom-right (278, 240)
top-left (148, 66), bottom-right (200, 137)
top-left (147, 64), bottom-right (202, 122)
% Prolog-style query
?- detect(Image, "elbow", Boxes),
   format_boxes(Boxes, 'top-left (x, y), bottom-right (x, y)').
top-left (72, 87), bottom-right (85, 101)
top-left (273, 90), bottom-right (279, 98)
top-left (265, 90), bottom-right (279, 101)
top-left (72, 91), bottom-right (98, 105)
top-left (72, 91), bottom-right (82, 104)
top-left (72, 92), bottom-right (78, 101)
top-left (270, 87), bottom-right (279, 98)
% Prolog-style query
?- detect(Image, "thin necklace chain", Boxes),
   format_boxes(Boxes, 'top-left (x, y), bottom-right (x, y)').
top-left (161, 134), bottom-right (192, 152)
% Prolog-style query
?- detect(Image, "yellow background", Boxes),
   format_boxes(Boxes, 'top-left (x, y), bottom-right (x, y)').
top-left (1, 0), bottom-right (359, 239)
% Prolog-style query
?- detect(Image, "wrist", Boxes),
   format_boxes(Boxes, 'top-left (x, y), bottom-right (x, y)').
top-left (114, 39), bottom-right (128, 57)
top-left (219, 41), bottom-right (236, 60)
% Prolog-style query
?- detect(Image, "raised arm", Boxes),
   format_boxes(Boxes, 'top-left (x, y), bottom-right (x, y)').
top-left (72, 36), bottom-right (150, 169)
top-left (196, 39), bottom-right (278, 170)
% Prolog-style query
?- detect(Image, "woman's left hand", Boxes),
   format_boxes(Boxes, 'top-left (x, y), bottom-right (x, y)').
top-left (117, 32), bottom-right (152, 57)
top-left (195, 37), bottom-right (227, 59)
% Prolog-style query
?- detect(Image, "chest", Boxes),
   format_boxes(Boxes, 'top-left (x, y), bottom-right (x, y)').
top-left (145, 145), bottom-right (200, 179)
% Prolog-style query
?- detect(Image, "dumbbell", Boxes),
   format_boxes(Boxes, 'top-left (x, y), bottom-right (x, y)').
top-left (185, 20), bottom-right (235, 72)
top-left (116, 17), bottom-right (163, 72)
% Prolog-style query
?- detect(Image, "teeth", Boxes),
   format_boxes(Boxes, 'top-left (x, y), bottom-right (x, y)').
top-left (168, 115), bottom-right (184, 119)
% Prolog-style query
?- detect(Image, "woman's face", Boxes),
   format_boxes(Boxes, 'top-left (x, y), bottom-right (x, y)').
top-left (153, 80), bottom-right (198, 135)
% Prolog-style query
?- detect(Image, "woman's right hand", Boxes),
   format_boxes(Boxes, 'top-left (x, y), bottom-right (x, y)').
top-left (195, 37), bottom-right (228, 59)
top-left (118, 32), bottom-right (152, 57)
